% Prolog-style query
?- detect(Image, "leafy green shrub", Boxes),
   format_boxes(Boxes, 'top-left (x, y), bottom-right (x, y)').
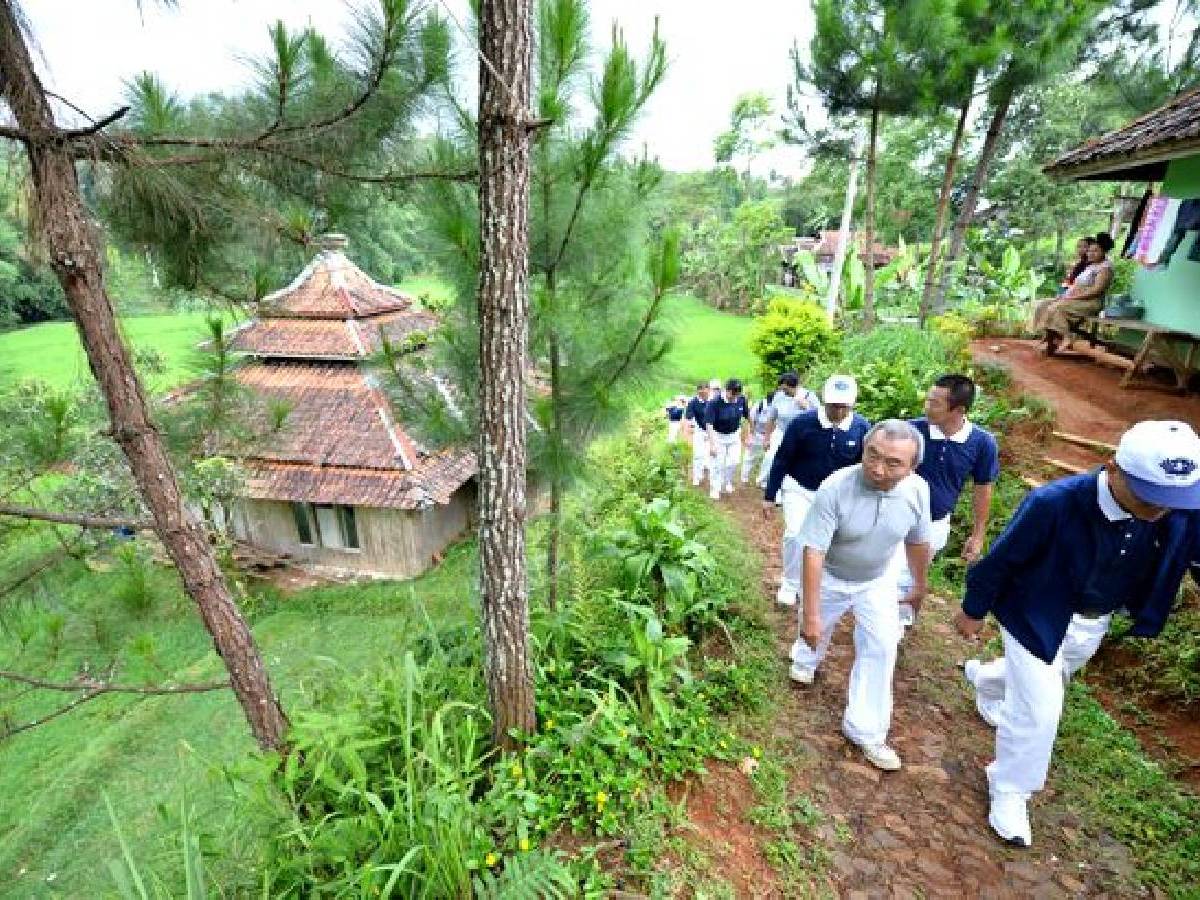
top-left (749, 297), bottom-right (840, 391)
top-left (603, 497), bottom-right (722, 636)
top-left (245, 652), bottom-right (493, 896)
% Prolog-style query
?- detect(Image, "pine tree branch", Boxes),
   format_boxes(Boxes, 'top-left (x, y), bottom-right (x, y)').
top-left (0, 669), bottom-right (229, 693)
top-left (0, 124), bottom-right (31, 143)
top-left (0, 503), bottom-right (153, 531)
top-left (0, 671), bottom-right (230, 741)
top-left (69, 135), bottom-right (478, 183)
top-left (56, 104), bottom-right (130, 139)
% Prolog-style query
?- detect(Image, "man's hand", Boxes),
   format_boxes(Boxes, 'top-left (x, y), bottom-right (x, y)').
top-left (962, 533), bottom-right (984, 564)
top-left (901, 586), bottom-right (927, 615)
top-left (761, 500), bottom-right (776, 521)
top-left (801, 615), bottom-right (822, 651)
top-left (954, 609), bottom-right (986, 640)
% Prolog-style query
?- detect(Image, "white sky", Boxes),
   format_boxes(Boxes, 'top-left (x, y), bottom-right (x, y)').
top-left (21, 0), bottom-right (814, 175)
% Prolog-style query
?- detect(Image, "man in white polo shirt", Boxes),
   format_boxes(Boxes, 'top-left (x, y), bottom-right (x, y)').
top-left (791, 419), bottom-right (933, 771)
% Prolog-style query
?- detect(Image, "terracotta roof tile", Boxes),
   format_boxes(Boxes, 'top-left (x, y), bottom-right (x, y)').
top-left (1045, 86), bottom-right (1200, 178)
top-left (243, 448), bottom-right (476, 510)
top-left (235, 361), bottom-right (419, 469)
top-left (228, 310), bottom-right (439, 359)
top-left (206, 244), bottom-right (475, 511)
top-left (259, 250), bottom-right (416, 319)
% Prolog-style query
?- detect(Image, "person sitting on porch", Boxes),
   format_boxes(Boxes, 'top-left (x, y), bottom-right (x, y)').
top-left (1031, 233), bottom-right (1115, 355)
top-left (1059, 236), bottom-right (1092, 294)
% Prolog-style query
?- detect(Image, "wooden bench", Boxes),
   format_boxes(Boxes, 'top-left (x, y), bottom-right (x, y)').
top-left (1068, 316), bottom-right (1200, 391)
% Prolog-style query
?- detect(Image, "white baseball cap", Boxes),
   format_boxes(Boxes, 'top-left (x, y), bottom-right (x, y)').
top-left (822, 374), bottom-right (858, 405)
top-left (1115, 420), bottom-right (1200, 509)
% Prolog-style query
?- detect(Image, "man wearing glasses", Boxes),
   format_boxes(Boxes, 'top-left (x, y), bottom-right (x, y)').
top-left (789, 419), bottom-right (933, 772)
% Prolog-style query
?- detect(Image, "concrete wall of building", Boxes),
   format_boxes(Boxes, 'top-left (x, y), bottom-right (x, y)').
top-left (233, 486), bottom-right (474, 579)
top-left (1132, 155), bottom-right (1200, 336)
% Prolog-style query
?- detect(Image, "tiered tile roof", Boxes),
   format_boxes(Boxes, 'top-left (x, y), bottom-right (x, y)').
top-left (229, 238), bottom-right (474, 510)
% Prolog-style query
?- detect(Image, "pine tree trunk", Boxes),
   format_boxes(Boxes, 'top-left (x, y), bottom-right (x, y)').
top-left (0, 0), bottom-right (289, 752)
top-left (933, 87), bottom-right (1014, 314)
top-left (477, 0), bottom-right (536, 749)
top-left (862, 97), bottom-right (880, 330)
top-left (919, 95), bottom-right (971, 325)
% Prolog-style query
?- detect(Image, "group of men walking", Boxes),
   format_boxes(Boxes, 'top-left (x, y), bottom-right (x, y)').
top-left (676, 369), bottom-right (1200, 850)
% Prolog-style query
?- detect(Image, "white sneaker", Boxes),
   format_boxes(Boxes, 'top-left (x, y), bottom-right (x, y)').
top-left (861, 743), bottom-right (902, 772)
top-left (988, 792), bottom-right (1032, 848)
top-left (788, 664), bottom-right (815, 685)
top-left (964, 660), bottom-right (1003, 728)
top-left (775, 586), bottom-right (797, 607)
top-left (898, 602), bottom-right (915, 628)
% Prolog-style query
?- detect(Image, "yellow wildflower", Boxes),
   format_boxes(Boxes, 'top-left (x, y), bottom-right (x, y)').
top-left (510, 763), bottom-right (523, 778)
top-left (751, 746), bottom-right (763, 759)
top-left (519, 838), bottom-right (531, 852)
top-left (595, 790), bottom-right (608, 807)
top-left (485, 852), bottom-right (498, 868)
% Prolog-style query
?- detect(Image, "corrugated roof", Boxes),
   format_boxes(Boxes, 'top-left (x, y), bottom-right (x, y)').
top-left (1044, 86), bottom-right (1200, 181)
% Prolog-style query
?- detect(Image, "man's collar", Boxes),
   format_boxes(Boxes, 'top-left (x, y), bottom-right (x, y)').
top-left (817, 407), bottom-right (855, 431)
top-left (928, 418), bottom-right (973, 443)
top-left (1097, 470), bottom-right (1132, 522)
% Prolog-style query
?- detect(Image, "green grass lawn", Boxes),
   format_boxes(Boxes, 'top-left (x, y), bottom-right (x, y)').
top-left (0, 313), bottom-right (221, 392)
top-left (0, 276), bottom-right (456, 393)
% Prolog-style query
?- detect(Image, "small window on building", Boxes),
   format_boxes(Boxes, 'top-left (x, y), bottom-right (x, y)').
top-left (338, 506), bottom-right (360, 550)
top-left (291, 502), bottom-right (315, 546)
top-left (314, 504), bottom-right (343, 549)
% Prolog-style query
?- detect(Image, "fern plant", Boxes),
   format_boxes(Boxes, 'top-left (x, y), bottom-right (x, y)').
top-left (472, 849), bottom-right (577, 900)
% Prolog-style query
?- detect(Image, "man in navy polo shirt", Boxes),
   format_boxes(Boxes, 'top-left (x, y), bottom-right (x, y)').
top-left (683, 382), bottom-right (711, 487)
top-left (893, 374), bottom-right (1000, 628)
top-left (704, 378), bottom-right (749, 500)
top-left (762, 375), bottom-right (871, 606)
top-left (956, 420), bottom-right (1200, 849)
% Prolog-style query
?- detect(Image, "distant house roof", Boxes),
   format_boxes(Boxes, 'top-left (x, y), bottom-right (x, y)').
top-left (793, 230), bottom-right (896, 266)
top-left (214, 237), bottom-right (475, 511)
top-left (1044, 85), bottom-right (1200, 182)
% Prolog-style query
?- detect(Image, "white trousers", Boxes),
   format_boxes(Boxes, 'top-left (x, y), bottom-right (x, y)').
top-left (890, 516), bottom-right (951, 617)
top-left (708, 431), bottom-right (741, 498)
top-left (690, 430), bottom-right (708, 485)
top-left (758, 428), bottom-right (785, 487)
top-left (791, 570), bottom-right (901, 747)
top-left (741, 434), bottom-right (766, 482)
top-left (667, 420), bottom-right (682, 443)
top-left (973, 615), bottom-right (1110, 796)
top-left (779, 478), bottom-right (814, 596)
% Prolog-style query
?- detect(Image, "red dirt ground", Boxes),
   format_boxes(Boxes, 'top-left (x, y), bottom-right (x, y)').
top-left (703, 484), bottom-right (1143, 898)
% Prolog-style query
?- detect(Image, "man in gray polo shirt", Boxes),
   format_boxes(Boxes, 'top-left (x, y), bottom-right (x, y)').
top-left (791, 419), bottom-right (933, 771)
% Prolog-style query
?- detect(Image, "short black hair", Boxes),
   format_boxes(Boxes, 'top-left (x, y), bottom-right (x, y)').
top-left (778, 371), bottom-right (800, 388)
top-left (696, 381), bottom-right (708, 391)
top-left (934, 373), bottom-right (976, 411)
top-left (725, 378), bottom-right (743, 393)
top-left (1094, 232), bottom-right (1115, 253)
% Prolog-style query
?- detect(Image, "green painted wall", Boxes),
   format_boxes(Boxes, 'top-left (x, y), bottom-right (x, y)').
top-left (1132, 156), bottom-right (1200, 334)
